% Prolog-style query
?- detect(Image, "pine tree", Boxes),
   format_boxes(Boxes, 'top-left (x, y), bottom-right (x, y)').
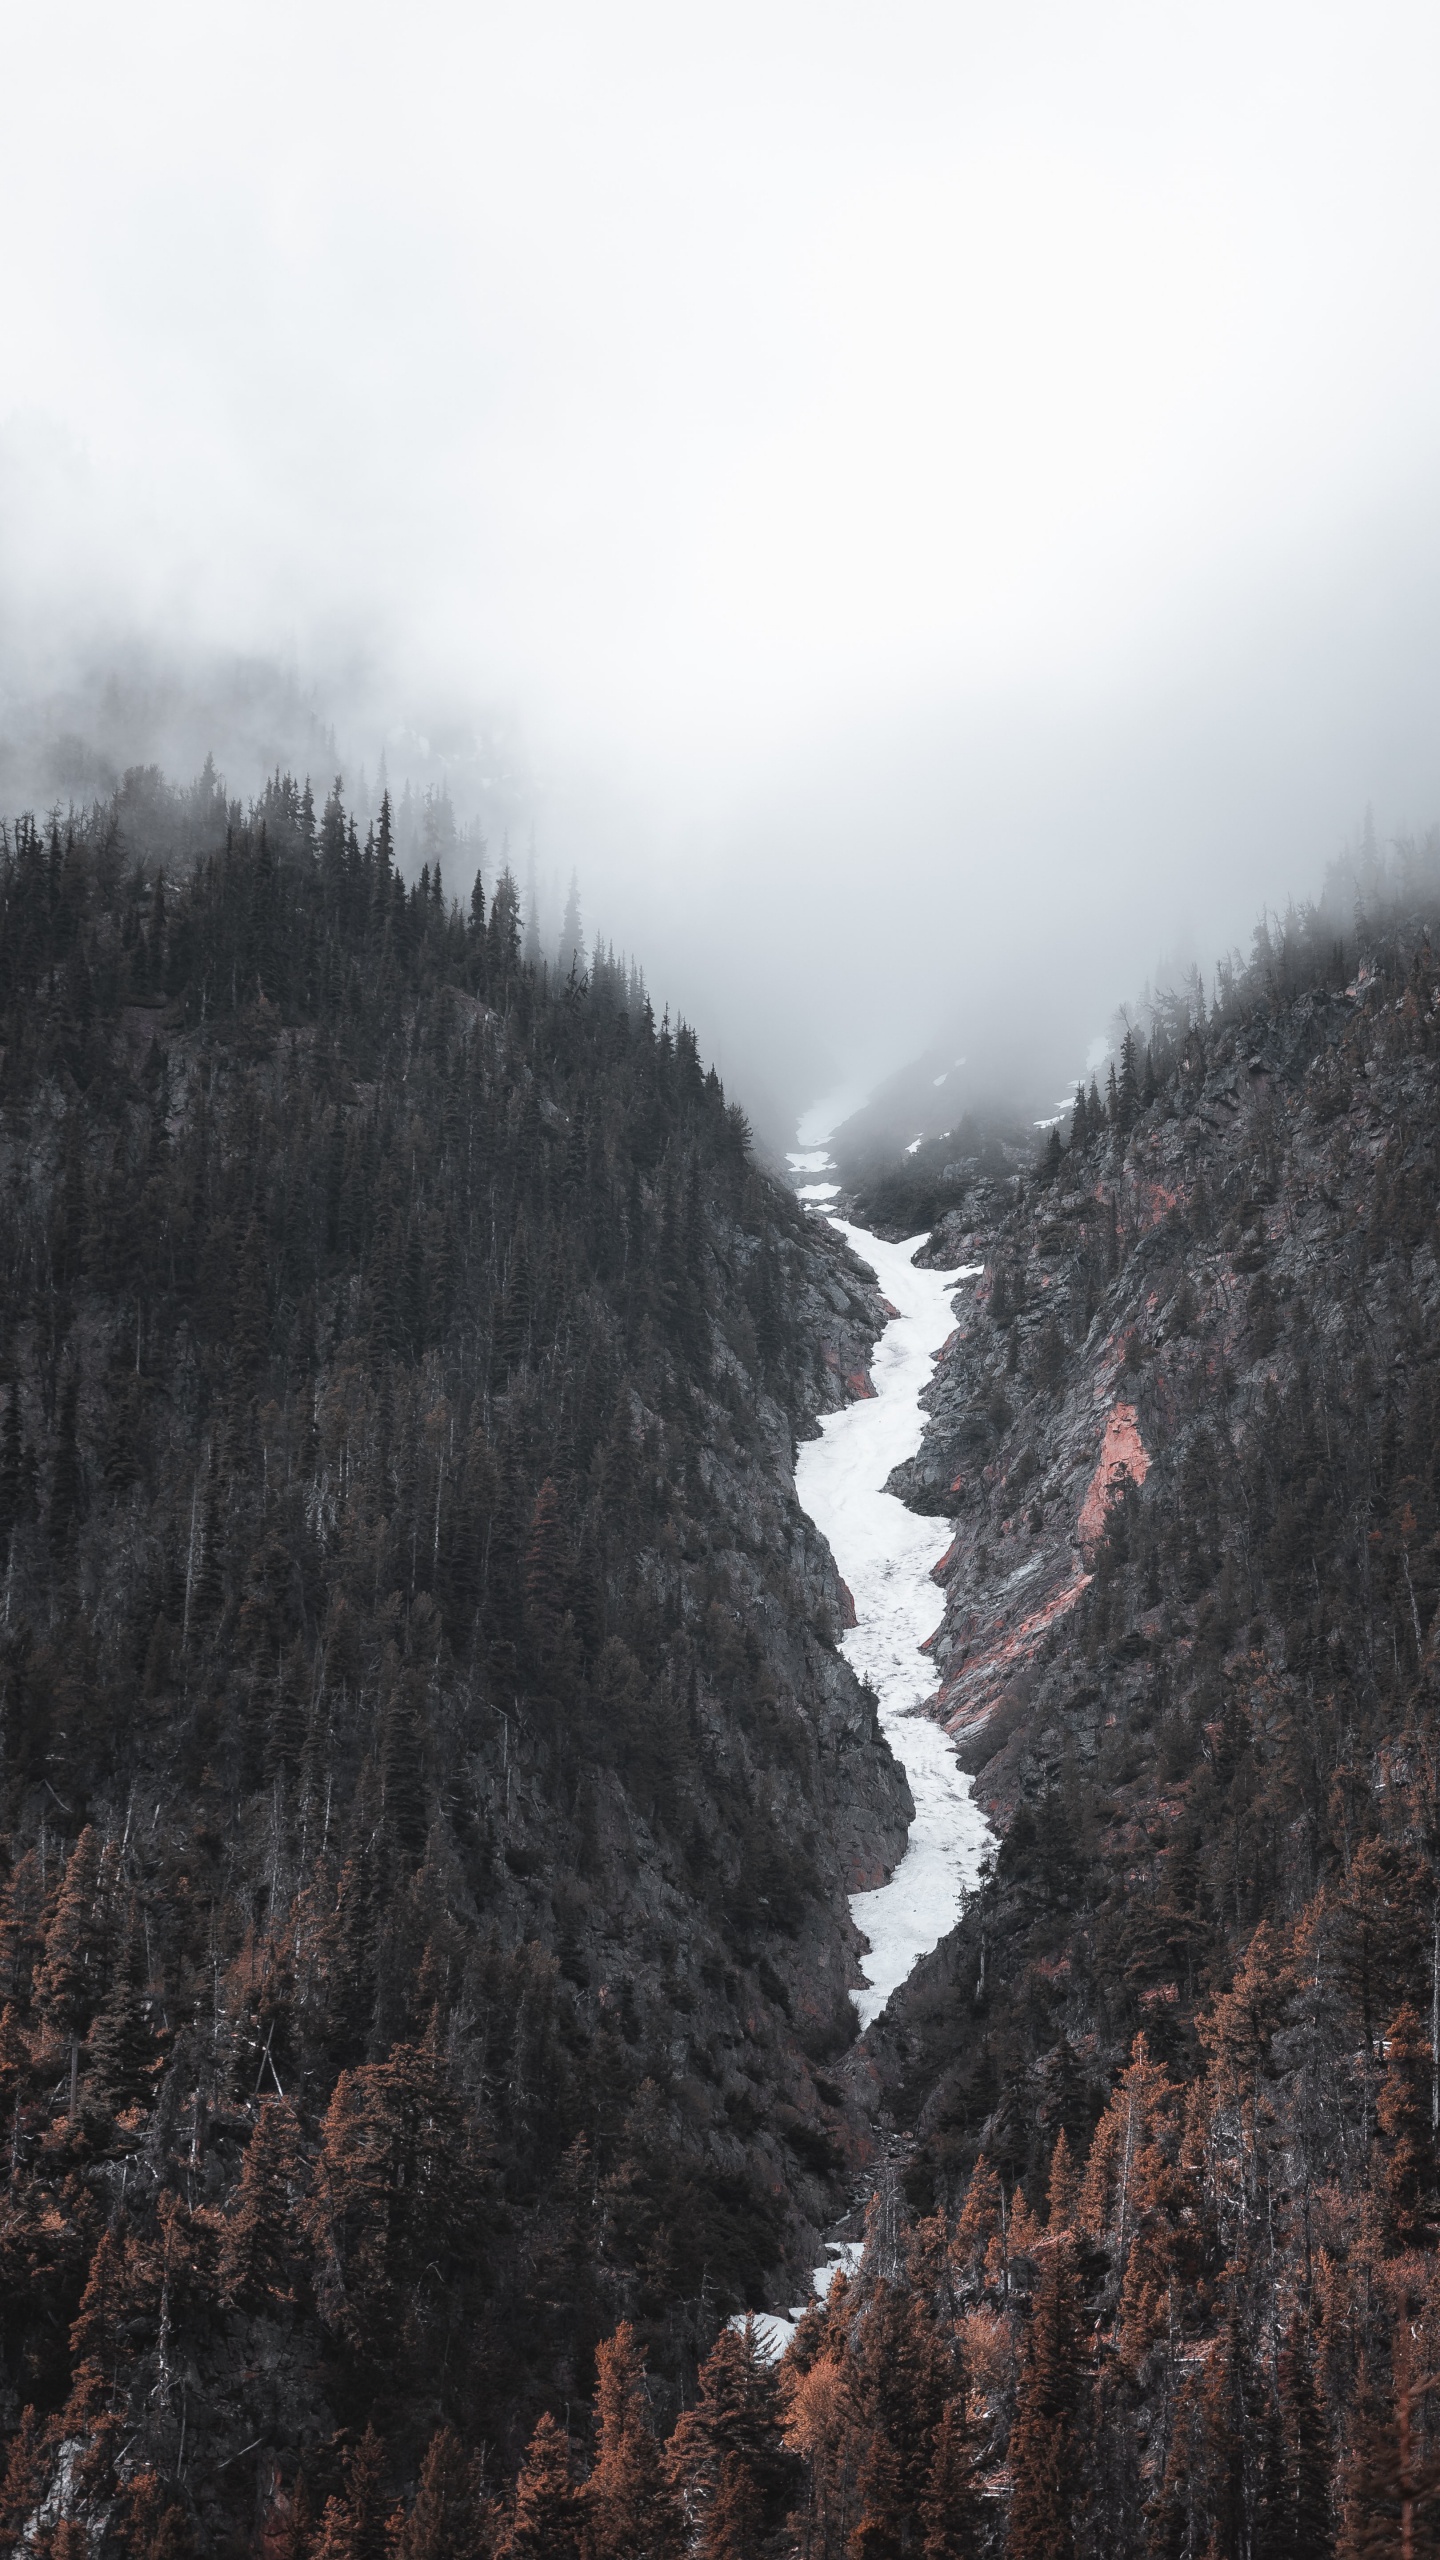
top-left (379, 1674), bottom-right (428, 1867)
top-left (500, 2413), bottom-right (579, 2560)
top-left (1117, 1028), bottom-right (1141, 1135)
top-left (273, 2476), bottom-right (315, 2560)
top-left (394, 2426), bottom-right (488, 2560)
top-left (1197, 2309), bottom-right (1257, 2560)
top-left (312, 2424), bottom-right (393, 2560)
top-left (1336, 2354), bottom-right (1401, 2560)
top-left (1045, 2129), bottom-right (1080, 2232)
top-left (33, 1827), bottom-right (108, 2082)
top-left (1377, 2001), bottom-right (1434, 2246)
top-left (0, 2407), bottom-right (46, 2542)
top-left (523, 1477), bottom-right (566, 1660)
top-left (1006, 2242), bottom-right (1084, 2560)
top-left (87, 1893), bottom-right (158, 2113)
top-left (219, 2095), bottom-right (307, 2308)
top-left (920, 2401), bottom-right (979, 2559)
top-left (848, 2279), bottom-right (959, 2559)
top-left (582, 2322), bottom-right (681, 2559)
top-left (950, 2154), bottom-right (1002, 2286)
top-left (1277, 2311), bottom-right (1334, 2560)
top-left (664, 2321), bottom-right (795, 2550)
top-left (700, 2453), bottom-right (764, 2560)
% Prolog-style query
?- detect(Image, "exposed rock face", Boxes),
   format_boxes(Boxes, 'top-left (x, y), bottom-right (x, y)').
top-left (882, 1001), bottom-right (1381, 1822)
top-left (858, 920), bottom-right (1440, 2217)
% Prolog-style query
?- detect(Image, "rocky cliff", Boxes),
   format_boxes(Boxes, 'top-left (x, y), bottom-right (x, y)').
top-left (824, 895), bottom-right (1440, 2550)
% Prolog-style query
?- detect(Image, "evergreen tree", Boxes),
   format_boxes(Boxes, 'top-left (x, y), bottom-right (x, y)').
top-left (1377, 2001), bottom-right (1434, 2245)
top-left (500, 2413), bottom-right (579, 2560)
top-left (33, 1826), bottom-right (108, 2077)
top-left (1335, 2355), bottom-right (1401, 2560)
top-left (87, 1893), bottom-right (158, 2113)
top-left (1117, 1027), bottom-right (1141, 1135)
top-left (920, 2400), bottom-right (979, 2559)
top-left (312, 2424), bottom-right (393, 2560)
top-left (665, 2321), bottom-right (795, 2550)
top-left (582, 2322), bottom-right (681, 2560)
top-left (1006, 2242), bottom-right (1083, 2560)
top-left (1277, 2312), bottom-right (1333, 2560)
top-left (394, 2426), bottom-right (488, 2560)
top-left (219, 2095), bottom-right (307, 2308)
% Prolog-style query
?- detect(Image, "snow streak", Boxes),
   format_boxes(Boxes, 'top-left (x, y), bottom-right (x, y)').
top-left (787, 1165), bottom-right (992, 2028)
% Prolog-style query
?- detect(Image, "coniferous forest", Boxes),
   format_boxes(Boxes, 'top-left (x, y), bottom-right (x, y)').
top-left (0, 764), bottom-right (908, 2555)
top-left (8, 761), bottom-right (1440, 2556)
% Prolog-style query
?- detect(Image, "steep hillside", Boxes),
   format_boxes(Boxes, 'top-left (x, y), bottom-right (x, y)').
top-left (816, 895), bottom-right (1440, 2553)
top-left (0, 774), bottom-right (909, 2551)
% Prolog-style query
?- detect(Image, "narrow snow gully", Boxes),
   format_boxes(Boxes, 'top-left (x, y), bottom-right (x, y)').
top-left (787, 1143), bottom-right (993, 2030)
top-left (742, 1139), bottom-right (994, 2358)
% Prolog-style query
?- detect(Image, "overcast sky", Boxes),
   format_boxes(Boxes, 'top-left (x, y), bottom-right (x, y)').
top-left (7, 1), bottom-right (1440, 1130)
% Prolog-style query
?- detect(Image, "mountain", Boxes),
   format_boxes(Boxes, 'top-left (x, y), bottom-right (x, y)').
top-left (0, 771), bottom-right (908, 2551)
top-left (10, 757), bottom-right (1440, 2557)
top-left (822, 884), bottom-right (1440, 2553)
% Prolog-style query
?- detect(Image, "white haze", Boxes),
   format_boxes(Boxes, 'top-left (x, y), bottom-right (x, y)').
top-left (7, 0), bottom-right (1440, 1136)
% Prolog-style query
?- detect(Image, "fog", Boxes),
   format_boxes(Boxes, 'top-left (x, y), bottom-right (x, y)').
top-left (7, 0), bottom-right (1440, 1147)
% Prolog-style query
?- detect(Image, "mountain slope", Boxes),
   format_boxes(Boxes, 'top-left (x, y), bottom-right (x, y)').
top-left (829, 892), bottom-right (1440, 2549)
top-left (0, 774), bottom-right (908, 2549)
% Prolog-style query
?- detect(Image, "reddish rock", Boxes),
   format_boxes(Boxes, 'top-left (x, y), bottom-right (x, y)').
top-left (1077, 1400), bottom-right (1150, 1553)
top-left (837, 1576), bottom-right (857, 1628)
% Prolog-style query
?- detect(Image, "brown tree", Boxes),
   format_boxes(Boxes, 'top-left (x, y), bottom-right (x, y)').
top-left (499, 2412), bottom-right (580, 2560)
top-left (919, 2401), bottom-right (980, 2560)
top-left (582, 2322), bottom-right (681, 2560)
top-left (847, 2279), bottom-right (960, 2560)
top-left (311, 2424), bottom-right (394, 2560)
top-left (393, 2426), bottom-right (489, 2560)
top-left (1377, 2003), bottom-right (1435, 2247)
top-left (219, 2094), bottom-right (308, 2308)
top-left (1006, 2241), bottom-right (1084, 2560)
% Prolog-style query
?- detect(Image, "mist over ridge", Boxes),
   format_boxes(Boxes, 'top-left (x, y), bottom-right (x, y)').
top-left (9, 3), bottom-right (1440, 1155)
top-left (5, 627), bottom-right (1438, 1172)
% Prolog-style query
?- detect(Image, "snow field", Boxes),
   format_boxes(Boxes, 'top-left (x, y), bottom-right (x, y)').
top-left (792, 1209), bottom-right (992, 2029)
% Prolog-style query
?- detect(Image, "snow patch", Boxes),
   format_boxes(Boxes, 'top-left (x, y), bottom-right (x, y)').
top-left (795, 1221), bottom-right (991, 2029)
top-left (798, 1081), bottom-right (871, 1148)
top-left (814, 2239), bottom-right (864, 2297)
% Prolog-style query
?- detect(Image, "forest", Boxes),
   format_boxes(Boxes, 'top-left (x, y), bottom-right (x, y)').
top-left (843, 875), bottom-right (1440, 2557)
top-left (7, 755), bottom-right (1440, 2555)
top-left (0, 763), bottom-right (908, 2555)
